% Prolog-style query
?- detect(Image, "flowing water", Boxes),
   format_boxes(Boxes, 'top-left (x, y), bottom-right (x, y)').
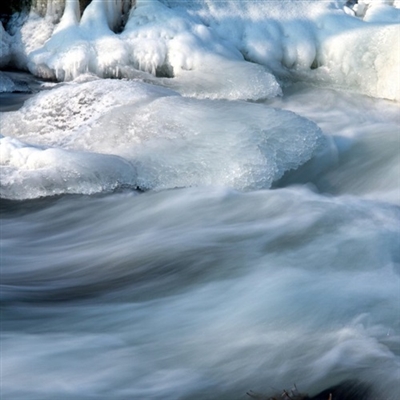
top-left (1, 1), bottom-right (400, 399)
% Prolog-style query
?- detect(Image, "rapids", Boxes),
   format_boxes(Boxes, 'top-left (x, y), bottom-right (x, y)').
top-left (1, 1), bottom-right (399, 399)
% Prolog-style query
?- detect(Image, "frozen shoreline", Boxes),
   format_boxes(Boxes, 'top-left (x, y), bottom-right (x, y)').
top-left (2, 0), bottom-right (400, 101)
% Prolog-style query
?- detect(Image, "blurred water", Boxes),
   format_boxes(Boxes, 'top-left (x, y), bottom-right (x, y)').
top-left (2, 190), bottom-right (400, 399)
top-left (1, 77), bottom-right (400, 399)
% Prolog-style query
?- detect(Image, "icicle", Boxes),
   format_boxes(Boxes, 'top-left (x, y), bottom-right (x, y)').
top-left (80, 0), bottom-right (114, 34)
top-left (54, 0), bottom-right (80, 33)
top-left (79, 0), bottom-right (135, 34)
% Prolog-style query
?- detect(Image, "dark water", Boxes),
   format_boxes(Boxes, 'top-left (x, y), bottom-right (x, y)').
top-left (0, 92), bottom-right (34, 111)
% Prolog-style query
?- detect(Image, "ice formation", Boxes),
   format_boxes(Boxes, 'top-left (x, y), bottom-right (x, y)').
top-left (0, 135), bottom-right (137, 199)
top-left (1, 79), bottom-right (328, 198)
top-left (1, 0), bottom-right (399, 101)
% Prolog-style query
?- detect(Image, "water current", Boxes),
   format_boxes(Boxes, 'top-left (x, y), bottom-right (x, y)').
top-left (1, 1), bottom-right (400, 399)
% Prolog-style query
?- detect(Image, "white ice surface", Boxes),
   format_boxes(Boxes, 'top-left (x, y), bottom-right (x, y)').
top-left (0, 135), bottom-right (137, 199)
top-left (6, 0), bottom-right (399, 101)
top-left (364, 3), bottom-right (400, 22)
top-left (1, 79), bottom-right (327, 198)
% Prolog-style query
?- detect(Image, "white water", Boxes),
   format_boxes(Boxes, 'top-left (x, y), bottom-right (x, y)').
top-left (1, 1), bottom-right (400, 399)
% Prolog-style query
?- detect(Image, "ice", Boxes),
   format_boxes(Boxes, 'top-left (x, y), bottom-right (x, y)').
top-left (153, 56), bottom-right (282, 101)
top-left (0, 135), bottom-right (137, 199)
top-left (121, 0), bottom-right (281, 100)
top-left (88, 97), bottom-right (326, 191)
top-left (363, 2), bottom-right (400, 22)
top-left (314, 20), bottom-right (400, 101)
top-left (9, 9), bottom-right (56, 70)
top-left (2, 80), bottom-right (327, 196)
top-left (25, 0), bottom-right (131, 81)
top-left (1, 79), bottom-right (177, 146)
top-left (177, 0), bottom-right (400, 101)
top-left (4, 0), bottom-right (399, 100)
top-left (20, 0), bottom-right (281, 100)
top-left (347, 1), bottom-right (400, 22)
